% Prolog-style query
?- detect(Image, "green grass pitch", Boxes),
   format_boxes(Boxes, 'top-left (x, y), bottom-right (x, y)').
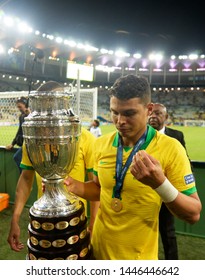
top-left (1, 124), bottom-right (205, 161)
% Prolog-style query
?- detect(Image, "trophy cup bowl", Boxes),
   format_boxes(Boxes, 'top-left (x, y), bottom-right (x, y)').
top-left (22, 84), bottom-right (92, 260)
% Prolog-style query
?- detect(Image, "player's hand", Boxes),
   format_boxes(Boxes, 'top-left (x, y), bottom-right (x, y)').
top-left (5, 144), bottom-right (13, 150)
top-left (64, 177), bottom-right (77, 193)
top-left (130, 150), bottom-right (166, 189)
top-left (41, 182), bottom-right (45, 193)
top-left (7, 220), bottom-right (24, 252)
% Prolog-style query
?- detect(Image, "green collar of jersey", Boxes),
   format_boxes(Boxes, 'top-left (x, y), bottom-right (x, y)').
top-left (112, 125), bottom-right (156, 151)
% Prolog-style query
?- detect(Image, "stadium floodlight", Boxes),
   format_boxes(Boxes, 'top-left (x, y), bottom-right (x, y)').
top-left (170, 55), bottom-right (176, 60)
top-left (115, 50), bottom-right (130, 57)
top-left (149, 53), bottom-right (163, 61)
top-left (200, 54), bottom-right (205, 58)
top-left (139, 68), bottom-right (148, 72)
top-left (178, 55), bottom-right (188, 60)
top-left (18, 21), bottom-right (31, 33)
top-left (100, 48), bottom-right (109, 54)
top-left (4, 16), bottom-right (14, 27)
top-left (197, 68), bottom-right (205, 71)
top-left (64, 40), bottom-right (76, 47)
top-left (56, 37), bottom-right (63, 43)
top-left (108, 50), bottom-right (114, 55)
top-left (189, 54), bottom-right (198, 60)
top-left (84, 45), bottom-right (99, 52)
top-left (95, 65), bottom-right (115, 72)
top-left (153, 68), bottom-right (163, 72)
top-left (77, 43), bottom-right (85, 49)
top-left (47, 34), bottom-right (54, 40)
top-left (16, 77), bottom-right (19, 80)
top-left (169, 68), bottom-right (177, 72)
top-left (8, 47), bottom-right (14, 54)
top-left (133, 53), bottom-right (142, 59)
top-left (0, 45), bottom-right (5, 54)
top-left (125, 67), bottom-right (135, 71)
top-left (35, 30), bottom-right (40, 35)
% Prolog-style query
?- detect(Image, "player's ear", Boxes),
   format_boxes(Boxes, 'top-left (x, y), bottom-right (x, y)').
top-left (147, 103), bottom-right (153, 116)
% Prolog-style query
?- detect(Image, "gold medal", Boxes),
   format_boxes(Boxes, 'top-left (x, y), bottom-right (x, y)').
top-left (111, 198), bottom-right (123, 212)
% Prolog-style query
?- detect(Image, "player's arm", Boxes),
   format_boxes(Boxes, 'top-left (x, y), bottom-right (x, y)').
top-left (130, 150), bottom-right (202, 224)
top-left (7, 169), bottom-right (35, 251)
top-left (164, 191), bottom-right (201, 224)
top-left (86, 170), bottom-right (100, 234)
top-left (64, 174), bottom-right (101, 201)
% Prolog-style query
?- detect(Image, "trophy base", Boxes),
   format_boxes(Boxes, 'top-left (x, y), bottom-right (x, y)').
top-left (27, 201), bottom-right (93, 260)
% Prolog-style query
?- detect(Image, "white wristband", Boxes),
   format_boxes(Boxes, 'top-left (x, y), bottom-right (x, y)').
top-left (155, 178), bottom-right (179, 203)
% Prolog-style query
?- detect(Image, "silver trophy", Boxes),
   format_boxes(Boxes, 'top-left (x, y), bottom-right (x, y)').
top-left (22, 82), bottom-right (92, 260)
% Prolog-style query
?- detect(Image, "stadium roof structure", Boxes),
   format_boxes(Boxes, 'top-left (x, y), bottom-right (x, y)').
top-left (1, 10), bottom-right (205, 90)
top-left (1, 10), bottom-right (205, 68)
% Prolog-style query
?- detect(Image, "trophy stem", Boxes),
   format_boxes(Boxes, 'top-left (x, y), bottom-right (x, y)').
top-left (31, 178), bottom-right (80, 217)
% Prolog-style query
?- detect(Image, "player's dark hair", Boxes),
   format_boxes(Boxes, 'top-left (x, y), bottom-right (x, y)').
top-left (94, 119), bottom-right (100, 127)
top-left (109, 74), bottom-right (151, 104)
top-left (16, 97), bottom-right (29, 108)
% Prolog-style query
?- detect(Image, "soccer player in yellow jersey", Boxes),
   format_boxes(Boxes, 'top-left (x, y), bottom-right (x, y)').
top-left (7, 127), bottom-right (96, 252)
top-left (65, 74), bottom-right (202, 260)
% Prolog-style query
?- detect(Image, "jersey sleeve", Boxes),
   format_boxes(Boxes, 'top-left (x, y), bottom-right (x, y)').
top-left (20, 143), bottom-right (34, 170)
top-left (164, 138), bottom-right (196, 196)
top-left (82, 129), bottom-right (95, 172)
top-left (93, 138), bottom-right (99, 177)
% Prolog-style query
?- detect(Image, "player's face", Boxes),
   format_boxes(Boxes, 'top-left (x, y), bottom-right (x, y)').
top-left (110, 96), bottom-right (152, 139)
top-left (148, 105), bottom-right (167, 130)
top-left (17, 102), bottom-right (27, 113)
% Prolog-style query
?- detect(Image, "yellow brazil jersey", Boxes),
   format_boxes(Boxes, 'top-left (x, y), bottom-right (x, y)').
top-left (20, 127), bottom-right (95, 214)
top-left (91, 125), bottom-right (196, 260)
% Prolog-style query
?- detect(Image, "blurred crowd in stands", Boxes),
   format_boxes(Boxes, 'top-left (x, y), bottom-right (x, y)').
top-left (97, 89), bottom-right (205, 125)
top-left (1, 87), bottom-right (205, 126)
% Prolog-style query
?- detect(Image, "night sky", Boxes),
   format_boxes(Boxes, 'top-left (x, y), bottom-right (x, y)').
top-left (1, 0), bottom-right (205, 55)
